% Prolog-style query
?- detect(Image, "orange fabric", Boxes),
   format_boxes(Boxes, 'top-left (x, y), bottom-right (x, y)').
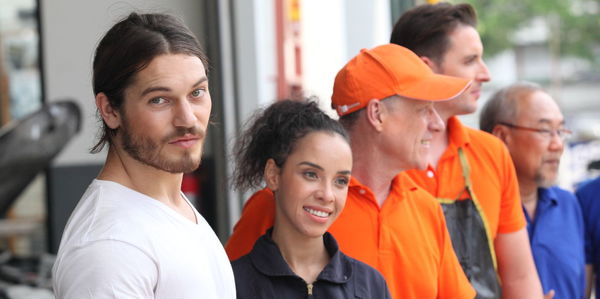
top-left (331, 44), bottom-right (471, 116)
top-left (405, 116), bottom-right (526, 240)
top-left (226, 173), bottom-right (475, 299)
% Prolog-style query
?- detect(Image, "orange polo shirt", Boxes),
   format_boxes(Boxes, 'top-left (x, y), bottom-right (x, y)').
top-left (405, 116), bottom-right (526, 240)
top-left (226, 173), bottom-right (475, 299)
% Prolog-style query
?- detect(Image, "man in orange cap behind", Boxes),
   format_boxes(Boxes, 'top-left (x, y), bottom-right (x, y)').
top-left (225, 44), bottom-right (475, 299)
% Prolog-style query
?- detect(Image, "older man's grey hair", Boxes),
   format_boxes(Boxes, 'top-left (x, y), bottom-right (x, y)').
top-left (480, 82), bottom-right (544, 133)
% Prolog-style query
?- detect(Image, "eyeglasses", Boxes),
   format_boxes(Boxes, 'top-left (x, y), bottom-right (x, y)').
top-left (498, 122), bottom-right (572, 141)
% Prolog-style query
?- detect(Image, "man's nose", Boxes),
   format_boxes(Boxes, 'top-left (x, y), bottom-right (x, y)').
top-left (173, 99), bottom-right (196, 128)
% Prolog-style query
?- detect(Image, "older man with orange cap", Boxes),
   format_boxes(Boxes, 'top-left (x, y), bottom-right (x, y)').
top-left (225, 44), bottom-right (475, 299)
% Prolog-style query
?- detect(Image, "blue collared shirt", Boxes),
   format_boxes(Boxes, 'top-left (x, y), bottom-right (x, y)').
top-left (576, 176), bottom-right (600, 293)
top-left (524, 186), bottom-right (585, 299)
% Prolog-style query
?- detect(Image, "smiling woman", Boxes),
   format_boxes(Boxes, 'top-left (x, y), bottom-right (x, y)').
top-left (230, 99), bottom-right (391, 298)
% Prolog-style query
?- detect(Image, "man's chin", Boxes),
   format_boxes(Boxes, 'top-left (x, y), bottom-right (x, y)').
top-left (142, 155), bottom-right (201, 174)
top-left (536, 172), bottom-right (558, 188)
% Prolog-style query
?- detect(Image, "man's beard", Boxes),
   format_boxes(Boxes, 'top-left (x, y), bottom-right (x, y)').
top-left (120, 118), bottom-right (204, 174)
top-left (534, 167), bottom-right (558, 188)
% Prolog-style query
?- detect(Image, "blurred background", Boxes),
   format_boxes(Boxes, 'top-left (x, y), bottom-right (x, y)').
top-left (0, 0), bottom-right (598, 297)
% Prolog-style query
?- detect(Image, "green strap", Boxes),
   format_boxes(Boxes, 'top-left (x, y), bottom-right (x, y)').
top-left (458, 147), bottom-right (472, 188)
top-left (457, 147), bottom-right (498, 270)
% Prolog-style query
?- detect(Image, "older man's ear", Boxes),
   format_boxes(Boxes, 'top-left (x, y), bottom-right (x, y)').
top-left (492, 125), bottom-right (510, 144)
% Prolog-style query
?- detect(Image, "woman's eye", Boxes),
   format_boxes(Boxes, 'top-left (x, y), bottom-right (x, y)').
top-left (335, 177), bottom-right (349, 187)
top-left (191, 88), bottom-right (205, 98)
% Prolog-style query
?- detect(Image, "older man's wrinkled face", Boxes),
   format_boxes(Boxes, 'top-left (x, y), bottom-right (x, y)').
top-left (504, 91), bottom-right (566, 187)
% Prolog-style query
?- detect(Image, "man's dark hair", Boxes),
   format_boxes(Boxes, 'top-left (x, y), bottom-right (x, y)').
top-left (91, 12), bottom-right (208, 153)
top-left (390, 2), bottom-right (477, 64)
top-left (233, 99), bottom-right (349, 192)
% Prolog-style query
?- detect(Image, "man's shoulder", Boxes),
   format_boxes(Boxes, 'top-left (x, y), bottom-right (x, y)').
top-left (546, 186), bottom-right (579, 206)
top-left (548, 185), bottom-right (575, 197)
top-left (462, 125), bottom-right (505, 149)
top-left (63, 180), bottom-right (169, 247)
top-left (576, 176), bottom-right (600, 198)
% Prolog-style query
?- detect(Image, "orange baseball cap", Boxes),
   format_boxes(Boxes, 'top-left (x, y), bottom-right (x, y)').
top-left (332, 44), bottom-right (472, 116)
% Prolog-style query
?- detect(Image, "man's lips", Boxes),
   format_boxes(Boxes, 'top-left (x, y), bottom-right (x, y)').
top-left (544, 158), bottom-right (561, 164)
top-left (169, 135), bottom-right (201, 148)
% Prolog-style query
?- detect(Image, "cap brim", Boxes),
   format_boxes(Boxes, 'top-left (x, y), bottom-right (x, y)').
top-left (398, 74), bottom-right (472, 102)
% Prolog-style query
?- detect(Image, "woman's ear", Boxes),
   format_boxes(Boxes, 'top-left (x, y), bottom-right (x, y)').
top-left (264, 159), bottom-right (281, 192)
top-left (96, 92), bottom-right (121, 130)
top-left (365, 99), bottom-right (385, 132)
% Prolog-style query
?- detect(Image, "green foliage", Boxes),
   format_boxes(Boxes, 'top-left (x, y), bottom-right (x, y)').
top-left (453, 0), bottom-right (600, 63)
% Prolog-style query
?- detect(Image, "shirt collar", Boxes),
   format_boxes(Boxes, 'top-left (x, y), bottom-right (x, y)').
top-left (537, 186), bottom-right (559, 206)
top-left (249, 228), bottom-right (352, 283)
top-left (447, 116), bottom-right (471, 148)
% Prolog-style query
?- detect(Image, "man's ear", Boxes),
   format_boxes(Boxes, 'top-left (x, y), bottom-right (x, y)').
top-left (420, 56), bottom-right (442, 73)
top-left (264, 159), bottom-right (281, 192)
top-left (96, 92), bottom-right (121, 129)
top-left (365, 99), bottom-right (385, 132)
top-left (492, 125), bottom-right (510, 144)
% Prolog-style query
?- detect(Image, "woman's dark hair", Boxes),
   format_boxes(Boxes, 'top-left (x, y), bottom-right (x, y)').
top-left (233, 99), bottom-right (349, 192)
top-left (90, 12), bottom-right (208, 153)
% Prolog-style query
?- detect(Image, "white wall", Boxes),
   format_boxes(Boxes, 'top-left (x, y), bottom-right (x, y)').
top-left (301, 0), bottom-right (391, 115)
top-left (40, 0), bottom-right (206, 166)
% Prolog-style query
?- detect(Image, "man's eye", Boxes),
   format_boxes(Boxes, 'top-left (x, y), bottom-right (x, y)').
top-left (303, 171), bottom-right (318, 180)
top-left (149, 97), bottom-right (167, 104)
top-left (537, 128), bottom-right (553, 137)
top-left (191, 89), bottom-right (205, 98)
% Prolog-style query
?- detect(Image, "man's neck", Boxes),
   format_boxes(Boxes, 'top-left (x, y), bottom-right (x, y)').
top-left (429, 111), bottom-right (453, 167)
top-left (519, 179), bottom-right (539, 221)
top-left (98, 147), bottom-right (184, 205)
top-left (350, 138), bottom-right (399, 207)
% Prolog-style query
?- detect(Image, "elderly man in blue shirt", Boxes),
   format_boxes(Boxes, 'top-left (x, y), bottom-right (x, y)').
top-left (480, 82), bottom-right (585, 299)
top-left (576, 175), bottom-right (600, 298)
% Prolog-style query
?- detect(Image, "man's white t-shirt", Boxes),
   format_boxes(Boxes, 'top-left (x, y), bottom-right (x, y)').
top-left (52, 179), bottom-right (236, 298)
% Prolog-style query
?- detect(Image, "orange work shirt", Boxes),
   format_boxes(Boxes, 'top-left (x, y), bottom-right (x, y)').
top-left (226, 173), bottom-right (475, 299)
top-left (405, 116), bottom-right (526, 240)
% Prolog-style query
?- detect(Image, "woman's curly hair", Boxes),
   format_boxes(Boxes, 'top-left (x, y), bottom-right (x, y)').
top-left (232, 99), bottom-right (349, 192)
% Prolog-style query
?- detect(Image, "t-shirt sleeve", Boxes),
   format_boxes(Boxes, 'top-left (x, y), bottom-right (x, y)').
top-left (436, 205), bottom-right (476, 299)
top-left (497, 143), bottom-right (526, 234)
top-left (53, 240), bottom-right (156, 299)
top-left (225, 188), bottom-right (276, 261)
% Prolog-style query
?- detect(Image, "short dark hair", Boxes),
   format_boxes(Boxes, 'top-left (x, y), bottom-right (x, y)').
top-left (233, 99), bottom-right (349, 192)
top-left (390, 2), bottom-right (477, 64)
top-left (91, 12), bottom-right (208, 153)
top-left (479, 82), bottom-right (543, 133)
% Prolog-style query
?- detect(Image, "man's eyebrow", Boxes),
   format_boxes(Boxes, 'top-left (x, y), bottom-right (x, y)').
top-left (537, 118), bottom-right (565, 126)
top-left (140, 76), bottom-right (208, 97)
top-left (141, 86), bottom-right (171, 97)
top-left (192, 76), bottom-right (208, 87)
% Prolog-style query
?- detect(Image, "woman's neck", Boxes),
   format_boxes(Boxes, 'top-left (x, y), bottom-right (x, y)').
top-left (271, 223), bottom-right (330, 283)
